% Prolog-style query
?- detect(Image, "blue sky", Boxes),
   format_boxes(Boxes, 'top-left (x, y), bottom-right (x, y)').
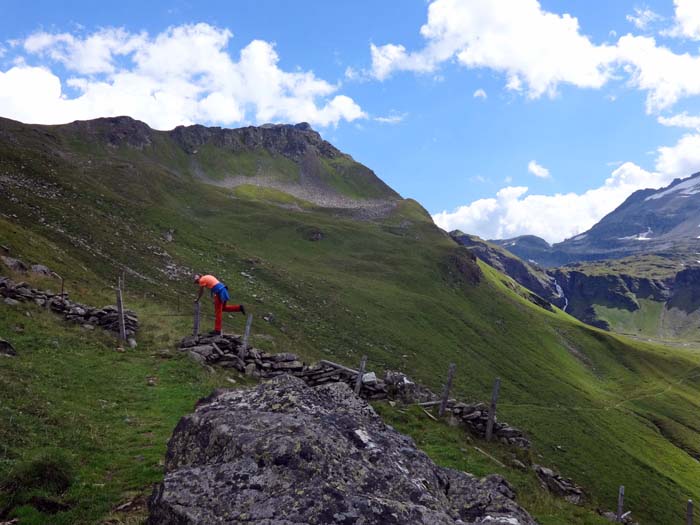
top-left (3, 0), bottom-right (700, 242)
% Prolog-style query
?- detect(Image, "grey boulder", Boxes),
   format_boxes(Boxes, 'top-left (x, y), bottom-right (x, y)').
top-left (148, 375), bottom-right (535, 525)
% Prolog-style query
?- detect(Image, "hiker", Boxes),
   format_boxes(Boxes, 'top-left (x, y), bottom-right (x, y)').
top-left (193, 273), bottom-right (246, 335)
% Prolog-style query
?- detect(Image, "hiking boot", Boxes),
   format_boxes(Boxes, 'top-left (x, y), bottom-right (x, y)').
top-left (240, 304), bottom-right (246, 316)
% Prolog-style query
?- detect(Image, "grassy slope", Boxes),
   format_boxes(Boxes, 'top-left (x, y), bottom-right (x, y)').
top-left (374, 404), bottom-right (610, 525)
top-left (2, 124), bottom-right (700, 523)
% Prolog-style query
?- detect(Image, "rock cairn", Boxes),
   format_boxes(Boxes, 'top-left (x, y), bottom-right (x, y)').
top-left (148, 375), bottom-right (536, 525)
top-left (533, 464), bottom-right (585, 505)
top-left (0, 276), bottom-right (138, 337)
top-left (179, 332), bottom-right (531, 449)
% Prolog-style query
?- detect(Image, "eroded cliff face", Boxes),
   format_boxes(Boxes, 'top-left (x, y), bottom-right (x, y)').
top-left (169, 122), bottom-right (342, 162)
top-left (148, 375), bottom-right (535, 525)
top-left (550, 267), bottom-right (700, 337)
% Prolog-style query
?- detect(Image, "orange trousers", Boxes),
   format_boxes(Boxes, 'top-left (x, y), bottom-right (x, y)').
top-left (213, 294), bottom-right (242, 332)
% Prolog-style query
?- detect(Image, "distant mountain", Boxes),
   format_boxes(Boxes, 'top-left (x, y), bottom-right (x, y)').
top-left (491, 235), bottom-right (570, 268)
top-left (555, 172), bottom-right (700, 260)
top-left (483, 173), bottom-right (700, 338)
top-left (493, 172), bottom-right (700, 267)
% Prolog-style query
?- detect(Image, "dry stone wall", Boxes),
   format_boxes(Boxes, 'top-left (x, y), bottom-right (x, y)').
top-left (0, 276), bottom-right (138, 338)
top-left (179, 332), bottom-right (531, 449)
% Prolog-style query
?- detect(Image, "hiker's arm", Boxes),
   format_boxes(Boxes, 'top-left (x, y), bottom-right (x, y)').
top-left (194, 286), bottom-right (204, 303)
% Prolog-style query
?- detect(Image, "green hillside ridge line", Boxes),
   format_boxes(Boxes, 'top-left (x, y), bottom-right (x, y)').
top-left (0, 115), bottom-right (400, 210)
top-left (3, 116), bottom-right (700, 523)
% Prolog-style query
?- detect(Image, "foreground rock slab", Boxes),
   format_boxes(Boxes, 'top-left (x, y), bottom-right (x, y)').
top-left (148, 375), bottom-right (535, 525)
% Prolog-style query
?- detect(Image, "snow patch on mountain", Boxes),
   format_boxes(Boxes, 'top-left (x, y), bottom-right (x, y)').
top-left (646, 176), bottom-right (700, 201)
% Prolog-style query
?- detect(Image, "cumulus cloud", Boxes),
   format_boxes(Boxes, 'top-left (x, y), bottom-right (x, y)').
top-left (0, 24), bottom-right (365, 129)
top-left (626, 7), bottom-right (662, 30)
top-left (615, 34), bottom-right (700, 112)
top-left (666, 0), bottom-right (700, 39)
top-left (433, 134), bottom-right (700, 243)
top-left (656, 133), bottom-right (700, 178)
top-left (527, 160), bottom-right (550, 179)
top-left (657, 111), bottom-right (700, 129)
top-left (370, 0), bottom-right (616, 98)
top-left (367, 0), bottom-right (700, 113)
top-left (473, 88), bottom-right (487, 99)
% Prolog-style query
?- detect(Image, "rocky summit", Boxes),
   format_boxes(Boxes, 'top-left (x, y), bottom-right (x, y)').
top-left (148, 375), bottom-right (535, 525)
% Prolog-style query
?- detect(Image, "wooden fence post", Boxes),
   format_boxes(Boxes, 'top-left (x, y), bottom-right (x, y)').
top-left (485, 377), bottom-right (501, 441)
top-left (239, 314), bottom-right (253, 359)
top-left (116, 278), bottom-right (127, 342)
top-left (354, 355), bottom-right (368, 396)
top-left (438, 363), bottom-right (456, 417)
top-left (688, 499), bottom-right (694, 525)
top-left (616, 485), bottom-right (625, 522)
top-left (193, 301), bottom-right (201, 338)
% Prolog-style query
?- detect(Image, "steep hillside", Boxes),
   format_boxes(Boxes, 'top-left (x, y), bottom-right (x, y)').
top-left (451, 231), bottom-right (564, 309)
top-left (2, 117), bottom-right (700, 524)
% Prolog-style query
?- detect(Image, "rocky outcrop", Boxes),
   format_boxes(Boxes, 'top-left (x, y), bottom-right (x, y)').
top-left (179, 334), bottom-right (531, 449)
top-left (0, 276), bottom-right (138, 337)
top-left (170, 122), bottom-right (343, 163)
top-left (0, 256), bottom-right (29, 273)
top-left (148, 375), bottom-right (536, 525)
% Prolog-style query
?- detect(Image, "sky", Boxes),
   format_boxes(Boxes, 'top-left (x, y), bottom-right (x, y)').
top-left (3, 0), bottom-right (700, 244)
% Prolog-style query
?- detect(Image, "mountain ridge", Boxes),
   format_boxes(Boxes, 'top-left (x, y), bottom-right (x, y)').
top-left (0, 115), bottom-right (402, 212)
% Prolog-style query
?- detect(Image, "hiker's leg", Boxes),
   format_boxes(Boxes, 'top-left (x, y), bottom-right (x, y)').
top-left (222, 303), bottom-right (242, 313)
top-left (214, 295), bottom-right (223, 332)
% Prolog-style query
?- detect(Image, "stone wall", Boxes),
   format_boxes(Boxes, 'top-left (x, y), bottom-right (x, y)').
top-left (0, 276), bottom-right (138, 338)
top-left (179, 332), bottom-right (531, 449)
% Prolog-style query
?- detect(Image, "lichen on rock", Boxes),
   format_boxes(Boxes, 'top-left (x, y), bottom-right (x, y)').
top-left (148, 375), bottom-right (535, 524)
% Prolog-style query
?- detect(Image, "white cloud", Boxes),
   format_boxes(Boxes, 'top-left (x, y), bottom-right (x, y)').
top-left (0, 24), bottom-right (365, 129)
top-left (369, 0), bottom-right (617, 98)
top-left (666, 0), bottom-right (700, 39)
top-left (626, 7), bottom-right (662, 30)
top-left (366, 0), bottom-right (700, 113)
top-left (473, 88), bottom-right (487, 99)
top-left (615, 34), bottom-right (700, 112)
top-left (527, 160), bottom-right (550, 178)
top-left (657, 111), bottom-right (700, 130)
top-left (374, 112), bottom-right (407, 124)
top-left (24, 28), bottom-right (146, 74)
top-left (433, 133), bottom-right (700, 243)
top-left (656, 133), bottom-right (700, 178)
